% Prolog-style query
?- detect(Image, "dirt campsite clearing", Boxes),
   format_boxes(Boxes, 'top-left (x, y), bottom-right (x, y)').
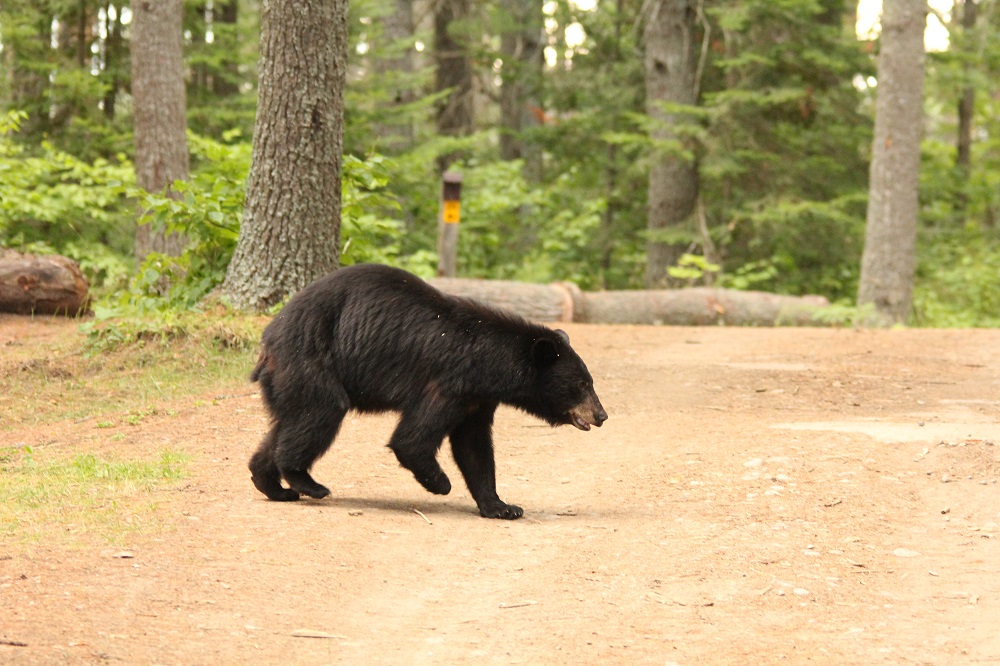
top-left (2, 317), bottom-right (1000, 664)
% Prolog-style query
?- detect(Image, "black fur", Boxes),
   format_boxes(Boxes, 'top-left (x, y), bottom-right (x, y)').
top-left (248, 263), bottom-right (607, 519)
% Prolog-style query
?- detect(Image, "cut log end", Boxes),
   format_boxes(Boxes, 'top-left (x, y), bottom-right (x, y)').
top-left (0, 250), bottom-right (93, 317)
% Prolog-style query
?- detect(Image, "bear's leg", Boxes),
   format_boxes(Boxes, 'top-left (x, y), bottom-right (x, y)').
top-left (248, 424), bottom-right (301, 501)
top-left (449, 406), bottom-right (524, 519)
top-left (273, 402), bottom-right (348, 500)
top-left (388, 409), bottom-right (456, 496)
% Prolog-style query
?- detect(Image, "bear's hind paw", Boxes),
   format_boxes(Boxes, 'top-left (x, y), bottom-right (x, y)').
top-left (284, 470), bottom-right (331, 500)
top-left (480, 502), bottom-right (524, 520)
top-left (251, 473), bottom-right (301, 502)
top-left (270, 488), bottom-right (302, 502)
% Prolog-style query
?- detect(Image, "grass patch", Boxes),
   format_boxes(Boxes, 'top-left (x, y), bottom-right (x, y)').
top-left (0, 446), bottom-right (189, 546)
top-left (0, 309), bottom-right (265, 428)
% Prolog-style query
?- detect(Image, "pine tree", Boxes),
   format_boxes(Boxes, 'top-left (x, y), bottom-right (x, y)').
top-left (221, 0), bottom-right (349, 310)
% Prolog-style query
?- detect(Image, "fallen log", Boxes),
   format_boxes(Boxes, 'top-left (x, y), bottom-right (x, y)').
top-left (577, 288), bottom-right (830, 326)
top-left (0, 250), bottom-right (92, 316)
top-left (429, 277), bottom-right (575, 322)
top-left (428, 277), bottom-right (830, 326)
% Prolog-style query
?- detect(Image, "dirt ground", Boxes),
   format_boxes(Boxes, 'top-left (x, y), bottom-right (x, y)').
top-left (3, 319), bottom-right (1000, 665)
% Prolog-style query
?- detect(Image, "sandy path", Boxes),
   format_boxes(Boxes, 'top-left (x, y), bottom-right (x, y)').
top-left (2, 323), bottom-right (1000, 664)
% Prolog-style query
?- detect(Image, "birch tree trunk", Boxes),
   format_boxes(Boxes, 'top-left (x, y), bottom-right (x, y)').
top-left (220, 0), bottom-right (349, 311)
top-left (857, 0), bottom-right (926, 324)
top-left (130, 0), bottom-right (190, 263)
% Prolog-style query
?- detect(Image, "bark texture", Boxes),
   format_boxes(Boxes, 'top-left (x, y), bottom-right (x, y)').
top-left (498, 0), bottom-right (544, 180)
top-left (372, 0), bottom-right (416, 152)
top-left (955, 0), bottom-right (976, 176)
top-left (0, 251), bottom-right (92, 316)
top-left (221, 0), bottom-right (349, 311)
top-left (434, 0), bottom-right (474, 171)
top-left (429, 278), bottom-right (576, 322)
top-left (429, 277), bottom-right (830, 326)
top-left (130, 0), bottom-right (190, 263)
top-left (857, 0), bottom-right (926, 324)
top-left (102, 2), bottom-right (125, 120)
top-left (643, 0), bottom-right (700, 288)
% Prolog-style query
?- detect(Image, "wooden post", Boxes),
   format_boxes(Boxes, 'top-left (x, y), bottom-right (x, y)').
top-left (437, 172), bottom-right (463, 277)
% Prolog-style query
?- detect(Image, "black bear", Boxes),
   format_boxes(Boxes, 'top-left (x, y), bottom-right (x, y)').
top-left (248, 263), bottom-right (607, 519)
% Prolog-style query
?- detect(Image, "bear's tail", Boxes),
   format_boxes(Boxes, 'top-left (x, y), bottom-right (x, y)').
top-left (250, 352), bottom-right (268, 383)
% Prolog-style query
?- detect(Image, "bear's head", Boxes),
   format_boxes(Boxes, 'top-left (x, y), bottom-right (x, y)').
top-left (530, 330), bottom-right (608, 431)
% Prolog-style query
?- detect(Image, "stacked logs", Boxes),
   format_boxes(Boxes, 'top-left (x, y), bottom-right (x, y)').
top-left (429, 277), bottom-right (829, 326)
top-left (0, 252), bottom-right (829, 325)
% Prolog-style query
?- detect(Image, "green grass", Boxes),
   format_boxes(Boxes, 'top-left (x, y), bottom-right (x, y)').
top-left (0, 446), bottom-right (190, 546)
top-left (0, 309), bottom-right (264, 428)
top-left (0, 309), bottom-right (265, 547)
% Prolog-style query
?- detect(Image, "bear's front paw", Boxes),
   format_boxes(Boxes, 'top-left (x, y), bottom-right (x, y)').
top-left (480, 502), bottom-right (524, 520)
top-left (417, 470), bottom-right (452, 495)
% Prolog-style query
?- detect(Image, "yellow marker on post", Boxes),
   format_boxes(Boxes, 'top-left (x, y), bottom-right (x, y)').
top-left (437, 172), bottom-right (463, 276)
top-left (442, 199), bottom-right (461, 224)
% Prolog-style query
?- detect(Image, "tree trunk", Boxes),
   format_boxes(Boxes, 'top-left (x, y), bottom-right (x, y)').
top-left (130, 0), bottom-right (190, 263)
top-left (220, 0), bottom-right (349, 311)
top-left (599, 0), bottom-right (627, 288)
top-left (75, 0), bottom-right (88, 68)
top-left (857, 0), bottom-right (926, 325)
top-left (372, 0), bottom-right (416, 152)
top-left (212, 0), bottom-right (241, 97)
top-left (434, 0), bottom-right (474, 172)
top-left (955, 0), bottom-right (976, 178)
top-left (102, 2), bottom-right (124, 120)
top-left (498, 0), bottom-right (544, 181)
top-left (643, 0), bottom-right (700, 288)
top-left (0, 251), bottom-right (92, 316)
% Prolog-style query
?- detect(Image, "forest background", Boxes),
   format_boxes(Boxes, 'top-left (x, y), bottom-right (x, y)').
top-left (0, 0), bottom-right (998, 326)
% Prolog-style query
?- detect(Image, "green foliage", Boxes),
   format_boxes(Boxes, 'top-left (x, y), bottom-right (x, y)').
top-left (911, 6), bottom-right (1000, 327)
top-left (418, 157), bottom-right (633, 290)
top-left (119, 131), bottom-right (250, 311)
top-left (1, 0), bottom-right (999, 327)
top-left (538, 0), bottom-right (648, 288)
top-left (668, 254), bottom-right (721, 285)
top-left (82, 305), bottom-right (263, 356)
top-left (340, 153), bottom-right (421, 269)
top-left (806, 302), bottom-right (877, 328)
top-left (913, 228), bottom-right (1000, 327)
top-left (701, 0), bottom-right (874, 300)
top-left (723, 193), bottom-right (867, 299)
top-left (0, 110), bottom-right (135, 289)
top-left (103, 134), bottom-right (415, 313)
top-left (183, 0), bottom-right (260, 137)
top-left (718, 259), bottom-right (779, 291)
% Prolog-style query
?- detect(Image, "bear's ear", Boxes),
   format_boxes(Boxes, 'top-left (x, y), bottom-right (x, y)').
top-left (554, 329), bottom-right (570, 344)
top-left (531, 337), bottom-right (560, 367)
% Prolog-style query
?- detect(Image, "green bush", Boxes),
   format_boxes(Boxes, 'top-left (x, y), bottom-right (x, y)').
top-left (0, 110), bottom-right (135, 291)
top-left (913, 228), bottom-right (1000, 327)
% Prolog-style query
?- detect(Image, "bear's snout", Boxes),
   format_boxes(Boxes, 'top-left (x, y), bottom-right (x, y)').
top-left (593, 407), bottom-right (608, 427)
top-left (568, 397), bottom-right (608, 431)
